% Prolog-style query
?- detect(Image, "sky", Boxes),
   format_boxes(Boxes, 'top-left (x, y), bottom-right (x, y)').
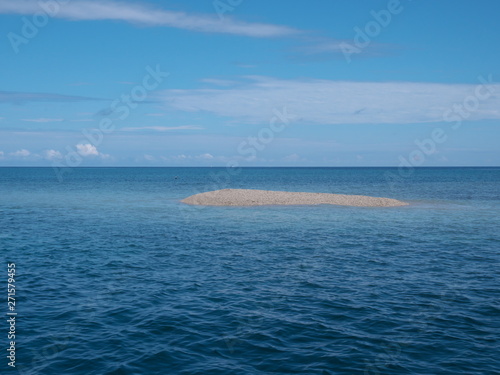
top-left (1, 0), bottom-right (499, 167)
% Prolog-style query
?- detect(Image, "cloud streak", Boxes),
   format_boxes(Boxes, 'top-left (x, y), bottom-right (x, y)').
top-left (0, 0), bottom-right (299, 38)
top-left (291, 37), bottom-right (397, 61)
top-left (22, 118), bottom-right (64, 123)
top-left (0, 91), bottom-right (103, 104)
top-left (120, 125), bottom-right (204, 132)
top-left (158, 76), bottom-right (500, 125)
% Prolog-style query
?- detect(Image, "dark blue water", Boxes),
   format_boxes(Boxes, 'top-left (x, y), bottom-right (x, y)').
top-left (1, 167), bottom-right (499, 375)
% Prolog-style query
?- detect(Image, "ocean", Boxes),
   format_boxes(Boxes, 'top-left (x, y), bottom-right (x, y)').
top-left (1, 167), bottom-right (499, 374)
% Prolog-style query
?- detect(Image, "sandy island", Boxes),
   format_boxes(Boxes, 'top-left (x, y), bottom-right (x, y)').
top-left (182, 189), bottom-right (408, 207)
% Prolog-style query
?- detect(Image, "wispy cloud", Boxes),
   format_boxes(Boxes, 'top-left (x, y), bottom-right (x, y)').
top-left (169, 153), bottom-right (214, 161)
top-left (69, 82), bottom-right (94, 86)
top-left (291, 37), bottom-right (396, 61)
top-left (282, 153), bottom-right (302, 162)
top-left (234, 63), bottom-right (257, 69)
top-left (139, 152), bottom-right (215, 163)
top-left (9, 149), bottom-right (30, 158)
top-left (0, 145), bottom-right (109, 162)
top-left (43, 149), bottom-right (63, 160)
top-left (21, 118), bottom-right (64, 123)
top-left (201, 78), bottom-right (238, 87)
top-left (0, 91), bottom-right (102, 104)
top-left (158, 76), bottom-right (500, 125)
top-left (0, 0), bottom-right (299, 38)
top-left (297, 39), bottom-right (346, 54)
top-left (120, 125), bottom-right (203, 132)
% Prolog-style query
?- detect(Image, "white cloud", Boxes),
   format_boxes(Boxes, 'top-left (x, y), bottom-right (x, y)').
top-left (120, 126), bottom-right (203, 132)
top-left (159, 76), bottom-right (500, 125)
top-left (143, 154), bottom-right (156, 161)
top-left (21, 118), bottom-right (64, 123)
top-left (199, 153), bottom-right (214, 160)
top-left (75, 143), bottom-right (110, 159)
top-left (76, 143), bottom-right (99, 157)
top-left (282, 153), bottom-right (301, 162)
top-left (0, 0), bottom-right (298, 38)
top-left (0, 151), bottom-right (4, 159)
top-left (168, 153), bottom-right (214, 161)
top-left (43, 149), bottom-right (63, 160)
top-left (10, 149), bottom-right (30, 158)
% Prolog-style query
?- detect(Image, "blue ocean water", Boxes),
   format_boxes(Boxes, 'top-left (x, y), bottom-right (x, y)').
top-left (1, 167), bottom-right (499, 375)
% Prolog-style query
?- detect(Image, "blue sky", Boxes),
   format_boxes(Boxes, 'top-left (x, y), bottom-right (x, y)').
top-left (1, 0), bottom-right (499, 166)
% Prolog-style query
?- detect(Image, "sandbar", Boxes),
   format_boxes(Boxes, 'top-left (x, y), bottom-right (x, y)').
top-left (182, 189), bottom-right (408, 207)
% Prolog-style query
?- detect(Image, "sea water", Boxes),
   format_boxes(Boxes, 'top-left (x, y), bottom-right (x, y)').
top-left (0, 167), bottom-right (499, 374)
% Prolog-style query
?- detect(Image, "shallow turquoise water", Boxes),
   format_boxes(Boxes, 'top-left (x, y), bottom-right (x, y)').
top-left (1, 167), bottom-right (499, 374)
